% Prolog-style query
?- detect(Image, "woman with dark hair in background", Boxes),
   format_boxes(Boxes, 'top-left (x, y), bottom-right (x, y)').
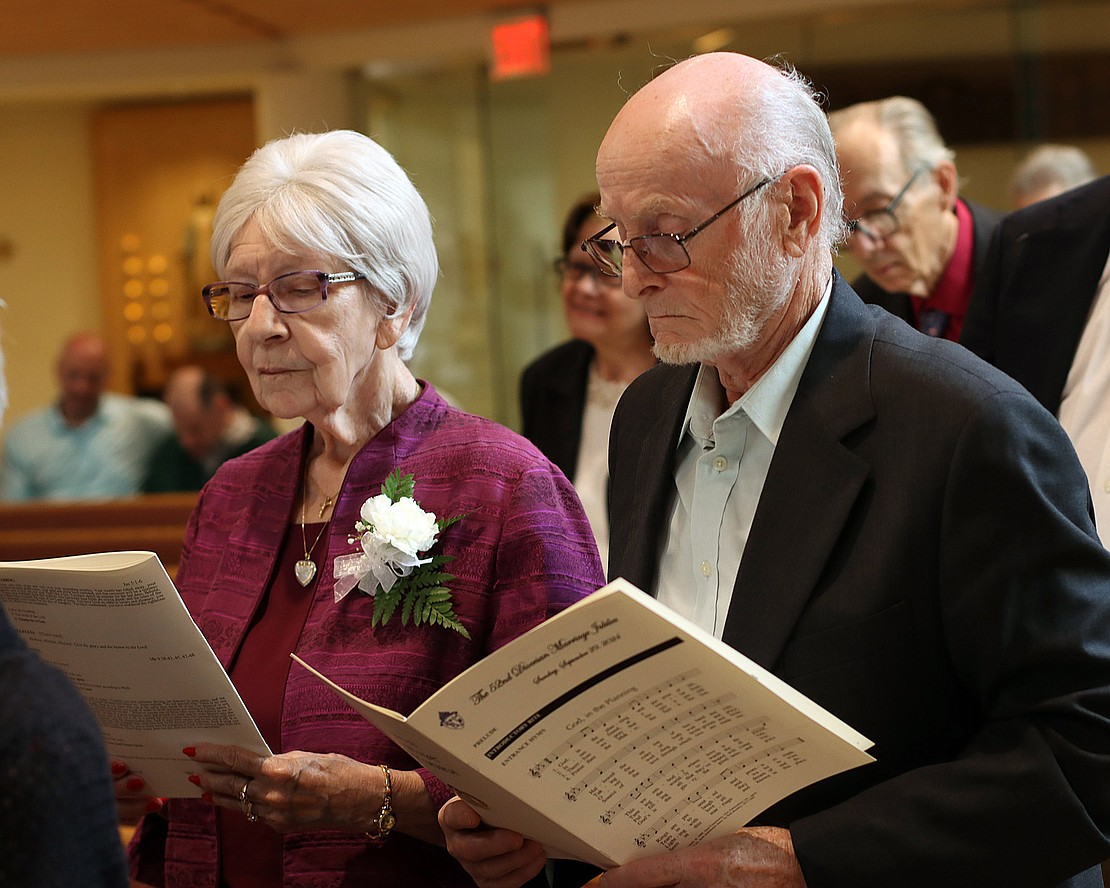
top-left (520, 194), bottom-right (655, 568)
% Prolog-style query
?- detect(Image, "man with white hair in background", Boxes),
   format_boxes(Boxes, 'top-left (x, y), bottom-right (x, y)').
top-left (440, 53), bottom-right (1110, 888)
top-left (1010, 143), bottom-right (1097, 209)
top-left (828, 96), bottom-right (1001, 342)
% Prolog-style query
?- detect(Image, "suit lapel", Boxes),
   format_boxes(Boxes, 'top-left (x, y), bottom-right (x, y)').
top-left (611, 366), bottom-right (697, 592)
top-left (721, 277), bottom-right (875, 668)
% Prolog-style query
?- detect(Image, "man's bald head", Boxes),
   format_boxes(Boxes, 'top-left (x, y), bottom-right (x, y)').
top-left (56, 332), bottom-right (109, 426)
top-left (597, 53), bottom-right (845, 253)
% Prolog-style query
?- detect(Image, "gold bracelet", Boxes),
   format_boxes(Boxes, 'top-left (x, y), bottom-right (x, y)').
top-left (366, 764), bottom-right (396, 843)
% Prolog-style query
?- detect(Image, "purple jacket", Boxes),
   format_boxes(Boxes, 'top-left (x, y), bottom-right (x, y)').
top-left (130, 384), bottom-right (604, 887)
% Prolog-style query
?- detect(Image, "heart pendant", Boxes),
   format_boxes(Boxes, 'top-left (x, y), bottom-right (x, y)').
top-left (294, 559), bottom-right (317, 587)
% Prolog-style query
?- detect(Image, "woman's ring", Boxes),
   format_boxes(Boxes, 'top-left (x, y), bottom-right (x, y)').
top-left (238, 779), bottom-right (258, 821)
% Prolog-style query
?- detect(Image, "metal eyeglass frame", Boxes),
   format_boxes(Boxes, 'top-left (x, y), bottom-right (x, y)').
top-left (580, 176), bottom-right (776, 277)
top-left (845, 167), bottom-right (926, 243)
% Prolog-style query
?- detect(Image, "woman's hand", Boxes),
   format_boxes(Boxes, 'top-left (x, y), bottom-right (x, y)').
top-left (439, 796), bottom-right (547, 888)
top-left (111, 759), bottom-right (165, 824)
top-left (185, 742), bottom-right (441, 842)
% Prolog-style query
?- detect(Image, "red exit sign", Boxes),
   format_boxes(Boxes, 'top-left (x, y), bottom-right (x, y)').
top-left (491, 14), bottom-right (550, 80)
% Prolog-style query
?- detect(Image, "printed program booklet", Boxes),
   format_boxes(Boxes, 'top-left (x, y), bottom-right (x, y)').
top-left (294, 578), bottom-right (874, 868)
top-left (0, 551), bottom-right (270, 798)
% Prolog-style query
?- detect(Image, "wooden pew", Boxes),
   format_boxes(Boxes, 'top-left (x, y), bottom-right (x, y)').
top-left (0, 492), bottom-right (197, 575)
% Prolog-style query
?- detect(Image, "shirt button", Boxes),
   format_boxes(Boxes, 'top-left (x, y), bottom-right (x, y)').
top-left (700, 560), bottom-right (712, 576)
top-left (713, 456), bottom-right (727, 471)
top-left (1104, 479), bottom-right (1110, 494)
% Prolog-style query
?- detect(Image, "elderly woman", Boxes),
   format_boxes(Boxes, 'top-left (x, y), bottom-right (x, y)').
top-left (116, 130), bottom-right (603, 887)
top-left (520, 194), bottom-right (655, 568)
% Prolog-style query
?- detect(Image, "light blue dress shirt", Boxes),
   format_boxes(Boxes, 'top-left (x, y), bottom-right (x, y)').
top-left (656, 282), bottom-right (832, 638)
top-left (1, 392), bottom-right (171, 501)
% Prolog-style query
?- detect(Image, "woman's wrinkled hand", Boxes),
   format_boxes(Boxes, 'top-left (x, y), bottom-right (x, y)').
top-left (185, 741), bottom-right (381, 834)
top-left (439, 796), bottom-right (547, 888)
top-left (112, 759), bottom-right (165, 824)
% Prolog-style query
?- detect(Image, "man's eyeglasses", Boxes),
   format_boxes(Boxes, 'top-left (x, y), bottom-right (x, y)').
top-left (202, 270), bottom-right (366, 322)
top-left (553, 257), bottom-right (623, 287)
top-left (845, 168), bottom-right (925, 243)
top-left (580, 176), bottom-right (775, 277)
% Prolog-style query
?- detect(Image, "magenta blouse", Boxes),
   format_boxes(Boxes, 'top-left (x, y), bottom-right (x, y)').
top-left (128, 384), bottom-right (604, 887)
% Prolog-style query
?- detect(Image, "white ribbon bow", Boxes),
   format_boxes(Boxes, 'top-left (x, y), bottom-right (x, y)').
top-left (332, 532), bottom-right (432, 603)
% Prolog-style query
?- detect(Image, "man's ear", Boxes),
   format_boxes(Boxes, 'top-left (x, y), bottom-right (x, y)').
top-left (778, 165), bottom-right (823, 258)
top-left (375, 302), bottom-right (416, 351)
top-left (931, 159), bottom-right (959, 212)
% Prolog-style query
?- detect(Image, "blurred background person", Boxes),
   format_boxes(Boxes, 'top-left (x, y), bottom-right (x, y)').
top-left (1011, 144), bottom-right (1098, 209)
top-left (829, 96), bottom-right (1002, 342)
top-left (143, 365), bottom-right (275, 492)
top-left (520, 193), bottom-right (655, 568)
top-left (963, 174), bottom-right (1110, 543)
top-left (1, 331), bottom-right (170, 501)
top-left (0, 321), bottom-right (130, 887)
top-left (116, 129), bottom-right (603, 888)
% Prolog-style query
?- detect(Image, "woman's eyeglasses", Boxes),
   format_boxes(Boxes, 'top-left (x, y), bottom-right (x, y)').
top-left (202, 270), bottom-right (366, 322)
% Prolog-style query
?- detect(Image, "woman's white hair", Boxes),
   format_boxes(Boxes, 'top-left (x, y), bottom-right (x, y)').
top-left (210, 130), bottom-right (438, 361)
top-left (700, 60), bottom-right (847, 252)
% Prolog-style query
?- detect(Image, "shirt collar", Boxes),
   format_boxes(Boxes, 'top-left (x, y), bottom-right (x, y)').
top-left (681, 276), bottom-right (833, 449)
top-left (923, 197), bottom-right (974, 314)
top-left (49, 395), bottom-right (108, 433)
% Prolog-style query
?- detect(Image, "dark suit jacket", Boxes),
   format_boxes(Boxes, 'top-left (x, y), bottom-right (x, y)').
top-left (607, 273), bottom-right (1110, 887)
top-left (0, 615), bottom-right (129, 886)
top-left (519, 339), bottom-right (595, 478)
top-left (853, 198), bottom-right (1002, 337)
top-left (961, 175), bottom-right (1110, 416)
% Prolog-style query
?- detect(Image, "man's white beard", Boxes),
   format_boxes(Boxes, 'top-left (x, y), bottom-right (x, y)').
top-left (653, 231), bottom-right (795, 367)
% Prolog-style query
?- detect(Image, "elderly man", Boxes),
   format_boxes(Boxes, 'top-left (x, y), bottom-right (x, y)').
top-left (1010, 144), bottom-right (1097, 210)
top-left (143, 365), bottom-right (274, 492)
top-left (1, 331), bottom-right (170, 500)
top-left (827, 96), bottom-right (1001, 342)
top-left (440, 53), bottom-right (1110, 888)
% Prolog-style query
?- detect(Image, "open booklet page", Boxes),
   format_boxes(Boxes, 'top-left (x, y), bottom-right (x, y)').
top-left (0, 550), bottom-right (270, 798)
top-left (294, 578), bottom-right (874, 869)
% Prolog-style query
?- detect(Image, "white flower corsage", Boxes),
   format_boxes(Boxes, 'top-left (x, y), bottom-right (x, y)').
top-left (333, 469), bottom-right (469, 638)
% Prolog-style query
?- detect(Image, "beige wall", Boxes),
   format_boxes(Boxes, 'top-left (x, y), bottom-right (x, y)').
top-left (0, 103), bottom-right (99, 431)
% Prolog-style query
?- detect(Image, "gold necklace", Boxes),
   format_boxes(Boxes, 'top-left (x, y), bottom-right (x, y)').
top-left (293, 461), bottom-right (338, 587)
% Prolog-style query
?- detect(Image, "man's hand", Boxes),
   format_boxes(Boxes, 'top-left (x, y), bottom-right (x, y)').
top-left (600, 828), bottom-right (805, 888)
top-left (439, 797), bottom-right (547, 888)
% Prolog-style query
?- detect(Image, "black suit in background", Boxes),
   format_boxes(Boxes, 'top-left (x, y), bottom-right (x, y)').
top-left (607, 273), bottom-right (1110, 887)
top-left (853, 198), bottom-right (1002, 337)
top-left (961, 175), bottom-right (1110, 416)
top-left (0, 611), bottom-right (129, 886)
top-left (519, 339), bottom-right (595, 479)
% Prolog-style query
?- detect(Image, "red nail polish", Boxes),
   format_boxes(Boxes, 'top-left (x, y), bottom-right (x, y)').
top-left (182, 746), bottom-right (196, 757)
top-left (110, 762), bottom-right (127, 777)
top-left (126, 776), bottom-right (145, 791)
top-left (144, 797), bottom-right (164, 814)
top-left (201, 791), bottom-right (213, 803)
top-left (188, 774), bottom-right (201, 786)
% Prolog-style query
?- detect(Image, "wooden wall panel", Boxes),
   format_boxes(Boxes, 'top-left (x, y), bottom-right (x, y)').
top-left (90, 97), bottom-right (256, 400)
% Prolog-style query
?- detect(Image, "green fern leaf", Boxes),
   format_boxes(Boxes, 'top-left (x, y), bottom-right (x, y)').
top-left (382, 469), bottom-right (416, 503)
